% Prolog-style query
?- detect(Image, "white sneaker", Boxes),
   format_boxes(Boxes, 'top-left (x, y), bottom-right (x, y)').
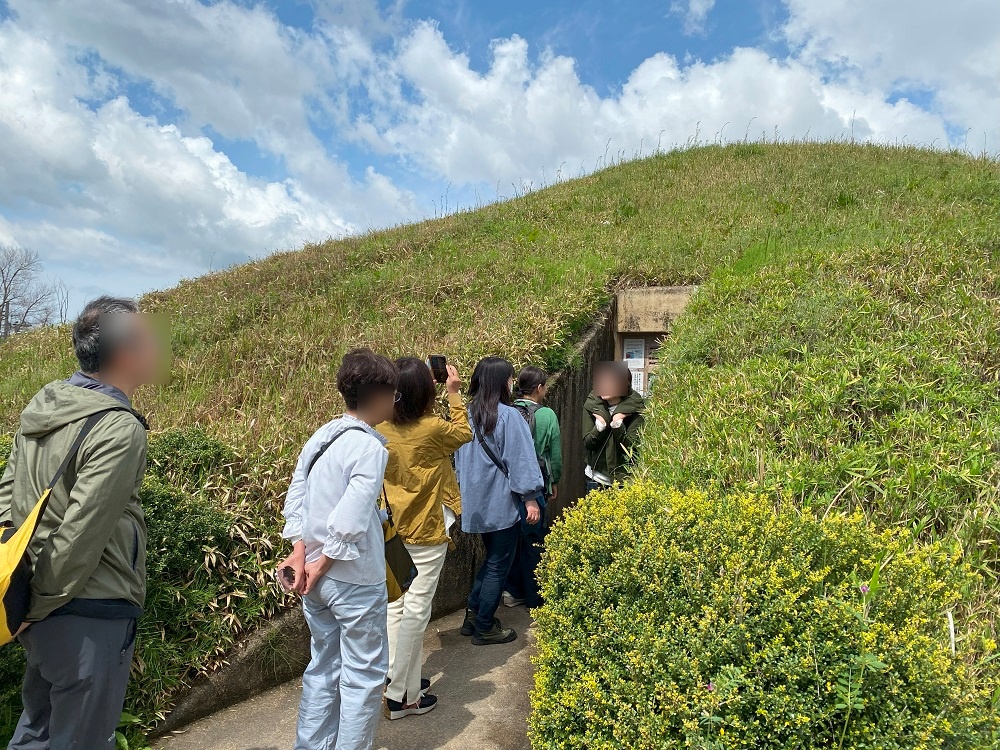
top-left (502, 591), bottom-right (525, 608)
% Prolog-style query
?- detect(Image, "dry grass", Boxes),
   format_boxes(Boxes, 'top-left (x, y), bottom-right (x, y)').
top-left (1, 142), bottom-right (998, 737)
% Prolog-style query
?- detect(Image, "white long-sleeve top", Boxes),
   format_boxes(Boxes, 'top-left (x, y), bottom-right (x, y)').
top-left (282, 415), bottom-right (389, 587)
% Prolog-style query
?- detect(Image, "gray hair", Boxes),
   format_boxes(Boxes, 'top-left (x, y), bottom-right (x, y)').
top-left (72, 296), bottom-right (140, 373)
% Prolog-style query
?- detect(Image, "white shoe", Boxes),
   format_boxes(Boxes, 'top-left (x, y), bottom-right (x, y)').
top-left (502, 591), bottom-right (525, 608)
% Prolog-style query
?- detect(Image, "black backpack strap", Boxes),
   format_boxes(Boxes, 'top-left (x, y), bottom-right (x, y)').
top-left (47, 410), bottom-right (122, 491)
top-left (23, 409), bottom-right (124, 534)
top-left (305, 426), bottom-right (366, 478)
top-left (514, 401), bottom-right (542, 438)
top-left (472, 421), bottom-right (508, 479)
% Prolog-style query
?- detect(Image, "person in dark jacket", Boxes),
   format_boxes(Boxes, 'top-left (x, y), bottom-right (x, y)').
top-left (583, 361), bottom-right (645, 491)
top-left (503, 366), bottom-right (562, 610)
top-left (0, 296), bottom-right (166, 750)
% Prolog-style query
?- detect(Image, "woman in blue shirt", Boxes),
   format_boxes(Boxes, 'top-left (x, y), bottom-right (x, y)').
top-left (455, 357), bottom-right (544, 645)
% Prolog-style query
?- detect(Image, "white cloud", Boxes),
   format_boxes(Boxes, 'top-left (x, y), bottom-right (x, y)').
top-left (0, 15), bottom-right (355, 308)
top-left (671, 0), bottom-right (717, 35)
top-left (311, 0), bottom-right (406, 39)
top-left (782, 0), bottom-right (1000, 149)
top-left (366, 23), bottom-right (950, 187)
top-left (0, 0), bottom-right (994, 310)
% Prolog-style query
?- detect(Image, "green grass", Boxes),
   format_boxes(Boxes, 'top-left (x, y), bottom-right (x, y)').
top-left (1, 143), bottom-right (998, 740)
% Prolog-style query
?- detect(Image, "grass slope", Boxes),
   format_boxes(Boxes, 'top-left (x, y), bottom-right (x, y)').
top-left (1, 143), bottom-right (998, 739)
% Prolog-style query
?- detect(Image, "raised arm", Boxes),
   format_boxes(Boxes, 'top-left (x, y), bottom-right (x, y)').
top-left (437, 393), bottom-right (474, 454)
top-left (583, 406), bottom-right (606, 450)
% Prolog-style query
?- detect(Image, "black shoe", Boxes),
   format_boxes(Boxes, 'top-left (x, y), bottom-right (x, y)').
top-left (460, 608), bottom-right (476, 636)
top-left (472, 620), bottom-right (517, 646)
top-left (386, 677), bottom-right (431, 696)
top-left (384, 694), bottom-right (438, 720)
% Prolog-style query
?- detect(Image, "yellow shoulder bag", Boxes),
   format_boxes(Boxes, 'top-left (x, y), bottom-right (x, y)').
top-left (1, 411), bottom-right (114, 645)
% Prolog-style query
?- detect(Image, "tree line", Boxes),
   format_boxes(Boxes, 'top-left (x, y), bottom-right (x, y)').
top-left (0, 245), bottom-right (69, 339)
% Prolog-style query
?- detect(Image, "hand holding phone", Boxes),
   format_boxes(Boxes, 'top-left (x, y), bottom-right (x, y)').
top-left (428, 355), bottom-right (448, 384)
top-left (445, 364), bottom-right (462, 395)
top-left (276, 566), bottom-right (297, 593)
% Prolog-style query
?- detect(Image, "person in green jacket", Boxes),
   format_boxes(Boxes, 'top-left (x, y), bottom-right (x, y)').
top-left (503, 366), bottom-right (562, 609)
top-left (0, 296), bottom-right (166, 750)
top-left (583, 361), bottom-right (645, 491)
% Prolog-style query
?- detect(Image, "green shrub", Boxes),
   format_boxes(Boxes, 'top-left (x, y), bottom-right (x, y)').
top-left (0, 434), bottom-right (11, 474)
top-left (146, 425), bottom-right (236, 489)
top-left (141, 475), bottom-right (231, 580)
top-left (531, 482), bottom-right (998, 750)
top-left (0, 428), bottom-right (283, 742)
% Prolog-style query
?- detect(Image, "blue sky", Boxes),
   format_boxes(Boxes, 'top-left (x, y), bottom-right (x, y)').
top-left (0, 0), bottom-right (996, 315)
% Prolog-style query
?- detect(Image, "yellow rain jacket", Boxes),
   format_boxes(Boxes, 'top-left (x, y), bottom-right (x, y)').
top-left (378, 394), bottom-right (473, 546)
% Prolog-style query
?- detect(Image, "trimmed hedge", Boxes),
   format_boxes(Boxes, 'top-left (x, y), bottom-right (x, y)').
top-left (531, 483), bottom-right (998, 749)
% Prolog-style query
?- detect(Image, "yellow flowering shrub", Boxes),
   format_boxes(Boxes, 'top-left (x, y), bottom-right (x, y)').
top-left (530, 482), bottom-right (997, 749)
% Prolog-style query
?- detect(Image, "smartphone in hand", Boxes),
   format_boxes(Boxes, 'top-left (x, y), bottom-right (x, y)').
top-left (427, 355), bottom-right (448, 384)
top-left (276, 566), bottom-right (297, 593)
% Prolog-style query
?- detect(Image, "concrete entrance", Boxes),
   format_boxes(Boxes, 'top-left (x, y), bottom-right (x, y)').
top-left (615, 286), bottom-right (695, 398)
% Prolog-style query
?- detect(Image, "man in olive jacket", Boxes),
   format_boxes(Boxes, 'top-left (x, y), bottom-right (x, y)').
top-left (0, 296), bottom-right (165, 750)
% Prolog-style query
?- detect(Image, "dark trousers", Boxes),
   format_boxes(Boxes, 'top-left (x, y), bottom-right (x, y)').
top-left (467, 525), bottom-right (519, 633)
top-left (504, 521), bottom-right (546, 609)
top-left (9, 615), bottom-right (137, 750)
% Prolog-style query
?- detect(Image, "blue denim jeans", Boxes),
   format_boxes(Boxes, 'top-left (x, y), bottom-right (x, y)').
top-left (467, 524), bottom-right (520, 633)
top-left (296, 576), bottom-right (388, 750)
top-left (504, 520), bottom-right (546, 609)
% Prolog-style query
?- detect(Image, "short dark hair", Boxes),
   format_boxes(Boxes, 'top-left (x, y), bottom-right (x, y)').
top-left (516, 366), bottom-right (548, 397)
top-left (392, 357), bottom-right (437, 425)
top-left (337, 348), bottom-right (399, 410)
top-left (72, 296), bottom-right (140, 373)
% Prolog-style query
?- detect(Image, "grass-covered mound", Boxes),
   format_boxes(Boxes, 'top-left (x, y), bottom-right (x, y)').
top-left (531, 150), bottom-right (1000, 747)
top-left (1, 143), bottom-right (998, 741)
top-left (531, 483), bottom-right (997, 749)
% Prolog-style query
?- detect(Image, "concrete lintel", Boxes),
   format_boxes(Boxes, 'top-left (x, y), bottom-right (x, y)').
top-left (616, 286), bottom-right (695, 333)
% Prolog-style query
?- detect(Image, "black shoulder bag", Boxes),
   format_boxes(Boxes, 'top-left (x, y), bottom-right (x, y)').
top-left (303, 425), bottom-right (416, 603)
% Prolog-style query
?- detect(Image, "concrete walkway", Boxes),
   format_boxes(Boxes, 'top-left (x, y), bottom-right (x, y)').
top-left (155, 607), bottom-right (534, 750)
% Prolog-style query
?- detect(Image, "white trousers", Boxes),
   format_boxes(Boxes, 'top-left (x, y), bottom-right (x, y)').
top-left (296, 576), bottom-right (388, 750)
top-left (385, 541), bottom-right (449, 703)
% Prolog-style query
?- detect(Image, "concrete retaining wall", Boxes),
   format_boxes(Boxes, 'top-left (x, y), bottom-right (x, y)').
top-left (543, 303), bottom-right (618, 518)
top-left (153, 301), bottom-right (618, 737)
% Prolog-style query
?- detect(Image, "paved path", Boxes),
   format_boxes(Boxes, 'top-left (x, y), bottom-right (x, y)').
top-left (155, 607), bottom-right (534, 750)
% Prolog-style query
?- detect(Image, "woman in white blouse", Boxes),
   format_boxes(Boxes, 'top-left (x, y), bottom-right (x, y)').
top-left (279, 348), bottom-right (400, 750)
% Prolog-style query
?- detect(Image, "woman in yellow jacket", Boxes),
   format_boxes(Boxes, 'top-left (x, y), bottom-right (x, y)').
top-left (378, 357), bottom-right (472, 720)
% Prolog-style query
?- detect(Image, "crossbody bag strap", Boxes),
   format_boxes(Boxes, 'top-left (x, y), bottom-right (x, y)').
top-left (304, 426), bottom-right (366, 478)
top-left (472, 421), bottom-right (508, 479)
top-left (28, 408), bottom-right (124, 534)
top-left (46, 412), bottom-right (113, 491)
top-left (380, 485), bottom-right (395, 527)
